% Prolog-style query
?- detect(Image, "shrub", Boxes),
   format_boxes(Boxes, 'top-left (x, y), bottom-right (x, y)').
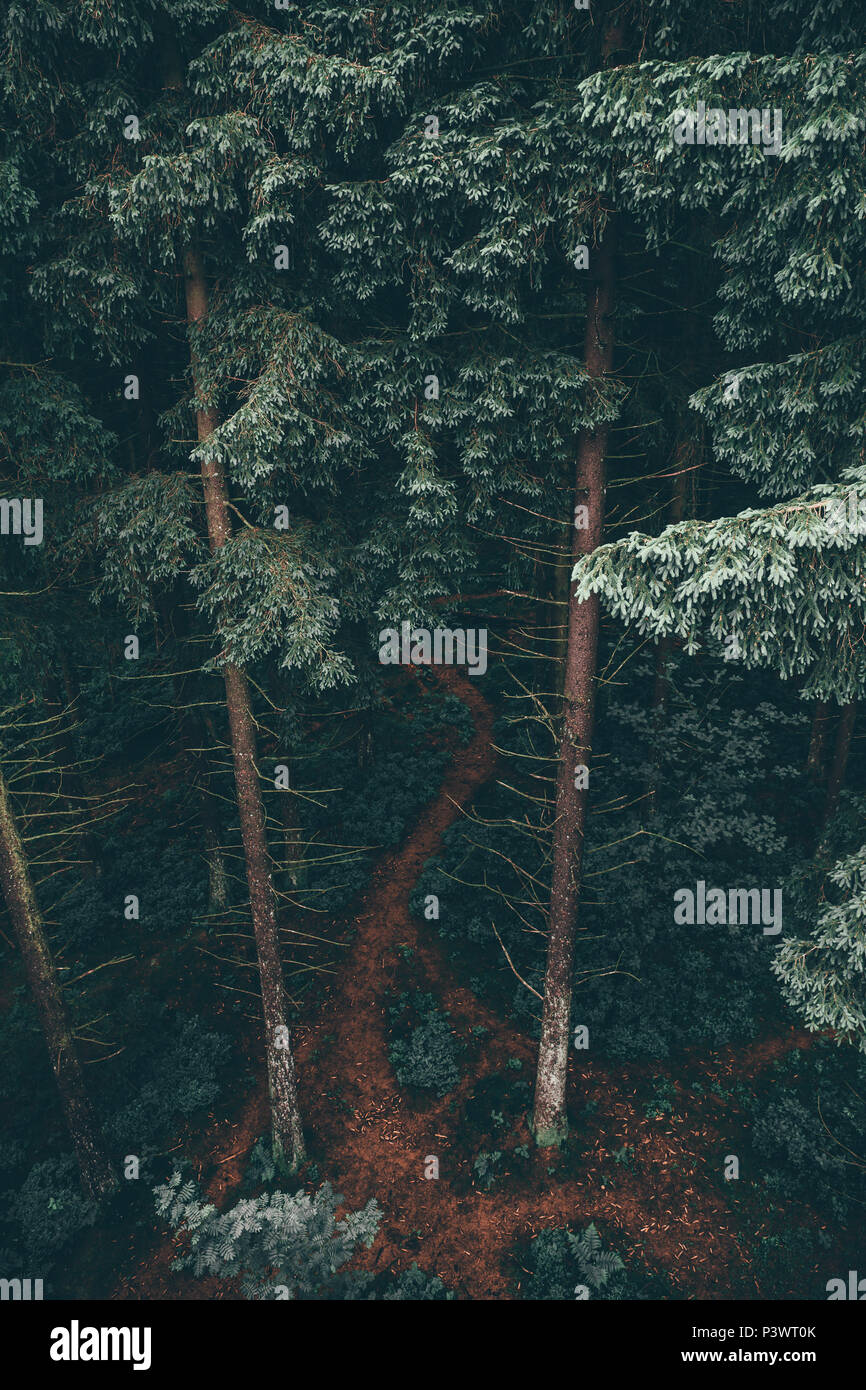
top-left (519, 1224), bottom-right (626, 1300)
top-left (382, 1263), bottom-right (452, 1300)
top-left (2, 1156), bottom-right (99, 1272)
top-left (517, 1222), bottom-right (673, 1301)
top-left (154, 1173), bottom-right (382, 1300)
top-left (747, 1043), bottom-right (866, 1223)
top-left (388, 992), bottom-right (460, 1097)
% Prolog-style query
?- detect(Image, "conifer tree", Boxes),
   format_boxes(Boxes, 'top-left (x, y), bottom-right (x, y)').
top-left (533, 230), bottom-right (616, 1143)
top-left (772, 845), bottom-right (866, 1055)
top-left (569, 15), bottom-right (866, 1087)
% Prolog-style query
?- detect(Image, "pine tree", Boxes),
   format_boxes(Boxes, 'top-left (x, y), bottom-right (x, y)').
top-left (533, 230), bottom-right (616, 1143)
top-left (568, 15), bottom-right (866, 1092)
top-left (773, 845), bottom-right (866, 1055)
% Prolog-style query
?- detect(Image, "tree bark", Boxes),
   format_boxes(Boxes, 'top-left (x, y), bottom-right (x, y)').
top-left (183, 246), bottom-right (305, 1169)
top-left (646, 447), bottom-right (692, 816)
top-left (0, 764), bottom-right (117, 1198)
top-left (650, 450), bottom-right (690, 720)
top-left (42, 676), bottom-right (101, 878)
top-left (163, 596), bottom-right (230, 918)
top-left (551, 515), bottom-right (574, 711)
top-left (532, 230), bottom-right (616, 1144)
top-left (822, 700), bottom-right (857, 832)
top-left (157, 21), bottom-right (305, 1168)
top-left (806, 700), bottom-right (832, 784)
top-left (276, 760), bottom-right (306, 893)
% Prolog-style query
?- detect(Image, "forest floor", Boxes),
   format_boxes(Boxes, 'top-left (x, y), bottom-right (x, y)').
top-left (115, 667), bottom-right (813, 1301)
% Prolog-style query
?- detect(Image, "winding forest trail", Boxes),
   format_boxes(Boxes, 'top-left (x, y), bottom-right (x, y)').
top-left (117, 667), bottom-right (813, 1301)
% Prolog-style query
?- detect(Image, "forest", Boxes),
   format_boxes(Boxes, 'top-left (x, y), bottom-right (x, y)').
top-left (0, 0), bottom-right (864, 1313)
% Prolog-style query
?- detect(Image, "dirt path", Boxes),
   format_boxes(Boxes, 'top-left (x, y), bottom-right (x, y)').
top-left (117, 667), bottom-right (811, 1301)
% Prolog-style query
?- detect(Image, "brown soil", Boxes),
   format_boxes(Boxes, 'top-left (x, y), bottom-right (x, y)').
top-left (115, 667), bottom-right (814, 1302)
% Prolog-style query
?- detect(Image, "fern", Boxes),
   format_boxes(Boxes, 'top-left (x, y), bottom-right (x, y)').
top-left (154, 1173), bottom-right (381, 1299)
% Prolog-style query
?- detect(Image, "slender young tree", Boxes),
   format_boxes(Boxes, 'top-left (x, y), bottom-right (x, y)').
top-left (822, 701), bottom-right (858, 836)
top-left (806, 700), bottom-right (833, 783)
top-left (0, 763), bottom-right (117, 1198)
top-left (529, 11), bottom-right (628, 1143)
top-left (531, 14), bottom-right (866, 1144)
top-left (155, 22), bottom-right (305, 1167)
top-left (182, 242), bottom-right (305, 1169)
top-left (532, 232), bottom-right (616, 1143)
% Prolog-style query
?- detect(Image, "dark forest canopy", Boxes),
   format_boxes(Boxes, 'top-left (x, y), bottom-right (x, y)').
top-left (0, 0), bottom-right (863, 1313)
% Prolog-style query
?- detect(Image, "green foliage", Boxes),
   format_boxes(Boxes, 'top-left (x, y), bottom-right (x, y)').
top-left (472, 1150), bottom-right (503, 1190)
top-left (59, 819), bottom-right (209, 951)
top-left (0, 1156), bottom-right (98, 1278)
top-left (0, 1005), bottom-right (229, 1286)
top-left (100, 1011), bottom-right (230, 1156)
top-left (517, 1222), bottom-right (661, 1301)
top-left (751, 1227), bottom-right (828, 1302)
top-left (773, 843), bottom-right (866, 1052)
top-left (3, 0), bottom-right (866, 1308)
top-left (414, 660), bottom-right (802, 1059)
top-left (747, 1043), bottom-right (866, 1226)
top-left (381, 1263), bottom-right (452, 1301)
top-left (573, 494), bottom-right (866, 704)
top-left (293, 685), bottom-right (473, 914)
top-left (154, 1173), bottom-right (381, 1300)
top-left (643, 1077), bottom-right (679, 1121)
top-left (388, 991), bottom-right (460, 1097)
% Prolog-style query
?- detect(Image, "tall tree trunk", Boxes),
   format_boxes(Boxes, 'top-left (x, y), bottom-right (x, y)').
top-left (159, 22), bottom-right (304, 1169)
top-left (183, 246), bottom-right (305, 1169)
top-left (551, 515), bottom-right (574, 711)
top-left (159, 27), bottom-right (304, 1167)
top-left (274, 754), bottom-right (306, 893)
top-left (532, 230), bottom-right (616, 1144)
top-left (163, 595), bottom-right (229, 918)
top-left (650, 449), bottom-right (690, 719)
top-left (806, 699), bottom-right (832, 783)
top-left (646, 445), bottom-right (692, 817)
top-left (42, 676), bottom-right (101, 878)
top-left (202, 801), bottom-right (229, 915)
top-left (822, 700), bottom-right (857, 832)
top-left (186, 703), bottom-right (229, 917)
top-left (0, 764), bottom-right (117, 1198)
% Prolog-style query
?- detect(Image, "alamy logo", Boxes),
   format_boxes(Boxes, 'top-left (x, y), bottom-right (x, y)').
top-left (672, 101), bottom-right (782, 156)
top-left (674, 881), bottom-right (782, 935)
top-left (379, 622), bottom-right (488, 676)
top-left (0, 1277), bottom-right (42, 1299)
top-left (824, 493), bottom-right (866, 537)
top-left (50, 1321), bottom-right (152, 1371)
top-left (0, 497), bottom-right (43, 546)
top-left (826, 1271), bottom-right (866, 1300)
